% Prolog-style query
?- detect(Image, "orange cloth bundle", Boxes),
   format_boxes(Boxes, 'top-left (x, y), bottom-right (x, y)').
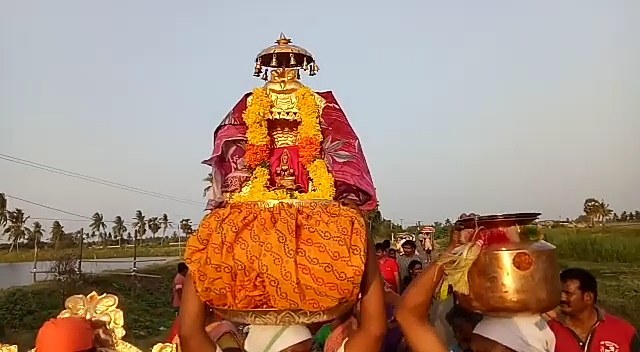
top-left (185, 201), bottom-right (367, 311)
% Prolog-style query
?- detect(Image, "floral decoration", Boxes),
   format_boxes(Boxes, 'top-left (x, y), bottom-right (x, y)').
top-left (296, 87), bottom-right (323, 165)
top-left (297, 159), bottom-right (336, 200)
top-left (243, 88), bottom-right (272, 166)
top-left (231, 86), bottom-right (335, 203)
top-left (245, 144), bottom-right (270, 169)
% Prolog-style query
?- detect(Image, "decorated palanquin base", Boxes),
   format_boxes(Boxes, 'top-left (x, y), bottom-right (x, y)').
top-left (0, 291), bottom-right (180, 352)
top-left (185, 34), bottom-right (377, 323)
top-left (185, 201), bottom-right (367, 314)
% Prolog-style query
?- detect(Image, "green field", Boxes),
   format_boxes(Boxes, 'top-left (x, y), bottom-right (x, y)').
top-left (0, 245), bottom-right (183, 263)
top-left (543, 226), bottom-right (640, 330)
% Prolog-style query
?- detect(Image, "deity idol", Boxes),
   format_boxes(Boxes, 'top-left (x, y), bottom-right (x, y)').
top-left (202, 33), bottom-right (376, 209)
top-left (185, 34), bottom-right (376, 324)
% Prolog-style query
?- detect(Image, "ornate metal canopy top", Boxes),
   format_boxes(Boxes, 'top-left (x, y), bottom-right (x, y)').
top-left (254, 33), bottom-right (319, 80)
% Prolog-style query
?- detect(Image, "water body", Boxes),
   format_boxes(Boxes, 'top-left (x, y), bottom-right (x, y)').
top-left (0, 256), bottom-right (179, 289)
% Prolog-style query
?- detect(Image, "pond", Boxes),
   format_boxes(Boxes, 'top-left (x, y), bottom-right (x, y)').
top-left (0, 256), bottom-right (179, 289)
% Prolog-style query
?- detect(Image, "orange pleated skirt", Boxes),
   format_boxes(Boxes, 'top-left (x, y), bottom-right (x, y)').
top-left (184, 201), bottom-right (366, 311)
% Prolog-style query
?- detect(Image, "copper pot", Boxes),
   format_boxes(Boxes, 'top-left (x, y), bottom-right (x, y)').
top-left (457, 240), bottom-right (561, 316)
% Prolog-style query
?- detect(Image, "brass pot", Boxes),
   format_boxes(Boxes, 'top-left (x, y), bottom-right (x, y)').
top-left (457, 240), bottom-right (561, 316)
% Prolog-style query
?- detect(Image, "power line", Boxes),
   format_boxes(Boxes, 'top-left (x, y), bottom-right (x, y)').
top-left (5, 194), bottom-right (200, 227)
top-left (0, 153), bottom-right (204, 207)
top-left (5, 194), bottom-right (92, 220)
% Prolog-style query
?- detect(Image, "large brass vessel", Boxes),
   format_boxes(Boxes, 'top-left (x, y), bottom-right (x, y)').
top-left (457, 240), bottom-right (561, 316)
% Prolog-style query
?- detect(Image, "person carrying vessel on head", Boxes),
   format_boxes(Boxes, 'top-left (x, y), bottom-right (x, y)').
top-left (178, 240), bottom-right (387, 352)
top-left (395, 228), bottom-right (556, 352)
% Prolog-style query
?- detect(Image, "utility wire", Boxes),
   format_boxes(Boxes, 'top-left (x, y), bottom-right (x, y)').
top-left (5, 194), bottom-right (92, 220)
top-left (0, 153), bottom-right (205, 207)
top-left (5, 194), bottom-right (199, 227)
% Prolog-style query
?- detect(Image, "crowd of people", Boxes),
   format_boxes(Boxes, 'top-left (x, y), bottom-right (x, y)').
top-left (31, 229), bottom-right (639, 352)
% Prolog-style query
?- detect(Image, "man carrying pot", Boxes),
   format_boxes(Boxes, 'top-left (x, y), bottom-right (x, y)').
top-left (395, 228), bottom-right (556, 352)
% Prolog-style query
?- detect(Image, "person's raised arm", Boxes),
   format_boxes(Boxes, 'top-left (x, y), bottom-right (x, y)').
top-left (343, 239), bottom-right (387, 351)
top-left (178, 272), bottom-right (219, 352)
top-left (395, 231), bottom-right (459, 352)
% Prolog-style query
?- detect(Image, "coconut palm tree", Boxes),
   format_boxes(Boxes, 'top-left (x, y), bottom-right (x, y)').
top-left (596, 200), bottom-right (613, 225)
top-left (29, 221), bottom-right (44, 244)
top-left (179, 218), bottom-right (193, 238)
top-left (583, 198), bottom-right (600, 227)
top-left (112, 216), bottom-right (127, 247)
top-left (50, 221), bottom-right (65, 249)
top-left (147, 216), bottom-right (161, 241)
top-left (159, 213), bottom-right (172, 245)
top-left (132, 210), bottom-right (147, 245)
top-left (203, 173), bottom-right (213, 197)
top-left (90, 212), bottom-right (107, 246)
top-left (0, 193), bottom-right (7, 231)
top-left (4, 208), bottom-right (29, 252)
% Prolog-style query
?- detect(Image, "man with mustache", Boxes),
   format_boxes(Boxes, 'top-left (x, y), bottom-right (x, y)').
top-left (547, 268), bottom-right (640, 352)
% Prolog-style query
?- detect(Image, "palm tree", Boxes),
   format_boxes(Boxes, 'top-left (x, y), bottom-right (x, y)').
top-left (132, 210), bottom-right (147, 245)
top-left (178, 218), bottom-right (193, 257)
top-left (111, 216), bottom-right (127, 247)
top-left (179, 218), bottom-right (194, 238)
top-left (583, 198), bottom-right (600, 227)
top-left (29, 221), bottom-right (44, 244)
top-left (596, 200), bottom-right (613, 225)
top-left (203, 173), bottom-right (213, 197)
top-left (159, 213), bottom-right (172, 245)
top-left (147, 217), bottom-right (161, 242)
top-left (0, 193), bottom-right (7, 231)
top-left (90, 212), bottom-right (107, 246)
top-left (4, 208), bottom-right (29, 252)
top-left (50, 220), bottom-right (65, 249)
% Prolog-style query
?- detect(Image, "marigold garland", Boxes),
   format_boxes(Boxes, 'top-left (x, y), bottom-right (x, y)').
top-left (232, 87), bottom-right (335, 203)
top-left (297, 159), bottom-right (336, 200)
top-left (243, 88), bottom-right (272, 166)
top-left (296, 87), bottom-right (324, 165)
top-left (297, 137), bottom-right (321, 166)
top-left (245, 144), bottom-right (270, 169)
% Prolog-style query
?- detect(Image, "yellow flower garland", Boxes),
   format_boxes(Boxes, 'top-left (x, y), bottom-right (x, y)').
top-left (243, 88), bottom-right (271, 146)
top-left (232, 87), bottom-right (335, 203)
top-left (295, 87), bottom-right (323, 142)
top-left (296, 159), bottom-right (336, 200)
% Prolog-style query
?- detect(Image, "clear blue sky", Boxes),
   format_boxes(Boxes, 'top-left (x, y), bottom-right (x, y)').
top-left (1, 1), bottom-right (638, 231)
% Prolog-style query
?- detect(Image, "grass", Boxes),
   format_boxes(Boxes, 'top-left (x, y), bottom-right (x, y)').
top-left (558, 260), bottom-right (640, 329)
top-left (544, 227), bottom-right (640, 264)
top-left (0, 262), bottom-right (178, 351)
top-left (0, 245), bottom-right (183, 263)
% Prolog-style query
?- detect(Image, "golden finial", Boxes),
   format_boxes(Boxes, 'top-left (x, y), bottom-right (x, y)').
top-left (276, 32), bottom-right (292, 45)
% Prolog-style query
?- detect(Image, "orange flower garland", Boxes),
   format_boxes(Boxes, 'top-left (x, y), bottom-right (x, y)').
top-left (243, 88), bottom-right (272, 167)
top-left (298, 137), bottom-right (321, 166)
top-left (231, 85), bottom-right (336, 203)
top-left (245, 144), bottom-right (270, 169)
top-left (296, 87), bottom-right (323, 165)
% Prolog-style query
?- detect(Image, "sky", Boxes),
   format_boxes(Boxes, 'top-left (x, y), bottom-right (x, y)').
top-left (1, 0), bottom-right (639, 232)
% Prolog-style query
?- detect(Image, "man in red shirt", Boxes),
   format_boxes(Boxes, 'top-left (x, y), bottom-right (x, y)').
top-left (376, 243), bottom-right (400, 293)
top-left (547, 268), bottom-right (640, 352)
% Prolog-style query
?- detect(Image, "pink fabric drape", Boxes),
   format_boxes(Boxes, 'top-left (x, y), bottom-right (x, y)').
top-left (203, 91), bottom-right (377, 212)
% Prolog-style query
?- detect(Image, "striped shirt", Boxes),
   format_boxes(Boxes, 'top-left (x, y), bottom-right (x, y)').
top-left (396, 253), bottom-right (426, 289)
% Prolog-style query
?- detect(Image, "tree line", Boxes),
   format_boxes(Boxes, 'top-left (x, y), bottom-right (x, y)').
top-left (365, 198), bottom-right (640, 242)
top-left (580, 198), bottom-right (640, 226)
top-left (0, 193), bottom-right (196, 251)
